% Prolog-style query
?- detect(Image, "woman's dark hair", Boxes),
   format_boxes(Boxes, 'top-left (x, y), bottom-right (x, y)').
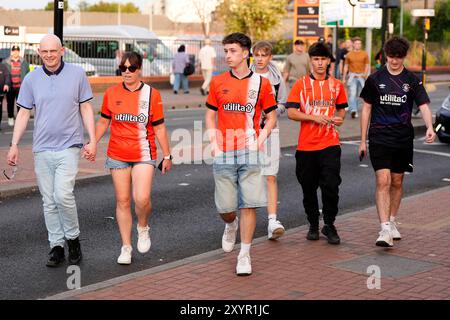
top-left (120, 51), bottom-right (143, 69)
top-left (308, 42), bottom-right (332, 58)
top-left (222, 32), bottom-right (252, 52)
top-left (178, 45), bottom-right (186, 52)
top-left (384, 36), bottom-right (409, 58)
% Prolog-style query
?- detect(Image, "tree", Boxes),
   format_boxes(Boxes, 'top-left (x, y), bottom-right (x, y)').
top-left (190, 0), bottom-right (221, 38)
top-left (44, 0), bottom-right (69, 11)
top-left (429, 0), bottom-right (450, 43)
top-left (86, 1), bottom-right (140, 13)
top-left (217, 0), bottom-right (287, 41)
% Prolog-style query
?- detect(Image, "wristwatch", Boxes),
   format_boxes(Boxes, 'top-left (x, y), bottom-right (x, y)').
top-left (163, 154), bottom-right (173, 160)
top-left (10, 142), bottom-right (18, 147)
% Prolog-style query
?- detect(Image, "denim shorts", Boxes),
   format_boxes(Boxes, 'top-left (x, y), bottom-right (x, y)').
top-left (105, 156), bottom-right (156, 169)
top-left (213, 149), bottom-right (267, 213)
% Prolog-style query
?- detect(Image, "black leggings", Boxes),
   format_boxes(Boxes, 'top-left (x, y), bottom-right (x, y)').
top-left (295, 145), bottom-right (342, 227)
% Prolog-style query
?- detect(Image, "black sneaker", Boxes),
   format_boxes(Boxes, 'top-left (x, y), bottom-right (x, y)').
top-left (46, 246), bottom-right (65, 267)
top-left (173, 90), bottom-right (178, 94)
top-left (321, 225), bottom-right (341, 245)
top-left (67, 237), bottom-right (82, 265)
top-left (200, 88), bottom-right (206, 96)
top-left (306, 227), bottom-right (319, 240)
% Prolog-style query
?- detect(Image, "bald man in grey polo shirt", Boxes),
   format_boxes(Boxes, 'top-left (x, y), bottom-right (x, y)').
top-left (6, 34), bottom-right (96, 267)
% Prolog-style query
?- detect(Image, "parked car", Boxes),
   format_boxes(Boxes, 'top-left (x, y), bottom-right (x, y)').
top-left (63, 25), bottom-right (173, 76)
top-left (435, 87), bottom-right (450, 143)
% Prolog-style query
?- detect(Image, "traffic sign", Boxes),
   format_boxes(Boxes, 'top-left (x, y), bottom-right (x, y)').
top-left (411, 9), bottom-right (435, 17)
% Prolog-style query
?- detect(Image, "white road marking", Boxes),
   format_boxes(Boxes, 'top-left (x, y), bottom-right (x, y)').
top-left (442, 178), bottom-right (450, 182)
top-left (413, 149), bottom-right (450, 158)
top-left (359, 164), bottom-right (368, 168)
top-left (283, 153), bottom-right (294, 157)
top-left (178, 183), bottom-right (190, 186)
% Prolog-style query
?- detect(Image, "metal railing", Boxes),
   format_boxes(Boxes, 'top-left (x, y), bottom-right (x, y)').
top-left (1, 38), bottom-right (227, 77)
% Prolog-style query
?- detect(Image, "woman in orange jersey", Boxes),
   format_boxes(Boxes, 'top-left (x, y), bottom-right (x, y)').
top-left (95, 52), bottom-right (172, 265)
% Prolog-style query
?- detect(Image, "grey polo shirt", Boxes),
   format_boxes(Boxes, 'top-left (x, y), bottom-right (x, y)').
top-left (17, 61), bottom-right (93, 153)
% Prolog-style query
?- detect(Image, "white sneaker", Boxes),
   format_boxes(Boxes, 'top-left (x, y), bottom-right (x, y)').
top-left (117, 245), bottom-right (132, 264)
top-left (8, 117), bottom-right (14, 126)
top-left (390, 221), bottom-right (402, 240)
top-left (268, 219), bottom-right (285, 240)
top-left (376, 229), bottom-right (394, 247)
top-left (137, 225), bottom-right (151, 253)
top-left (236, 252), bottom-right (252, 276)
top-left (222, 217), bottom-right (238, 253)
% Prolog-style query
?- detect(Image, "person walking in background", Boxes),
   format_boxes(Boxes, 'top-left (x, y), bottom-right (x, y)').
top-left (205, 33), bottom-right (277, 276)
top-left (114, 49), bottom-right (123, 76)
top-left (286, 42), bottom-right (347, 245)
top-left (172, 44), bottom-right (190, 94)
top-left (250, 40), bottom-right (286, 240)
top-left (343, 37), bottom-right (369, 119)
top-left (6, 34), bottom-right (96, 267)
top-left (283, 39), bottom-right (310, 88)
top-left (0, 59), bottom-right (11, 130)
top-left (198, 38), bottom-right (216, 96)
top-left (359, 36), bottom-right (435, 248)
top-left (95, 52), bottom-right (172, 265)
top-left (338, 39), bottom-right (353, 80)
top-left (3, 45), bottom-right (29, 127)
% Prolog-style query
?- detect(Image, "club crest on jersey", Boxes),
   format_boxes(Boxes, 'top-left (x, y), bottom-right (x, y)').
top-left (115, 113), bottom-right (147, 123)
top-left (402, 84), bottom-right (410, 92)
top-left (139, 100), bottom-right (149, 110)
top-left (248, 89), bottom-right (257, 100)
top-left (378, 84), bottom-right (386, 89)
top-left (223, 103), bottom-right (254, 113)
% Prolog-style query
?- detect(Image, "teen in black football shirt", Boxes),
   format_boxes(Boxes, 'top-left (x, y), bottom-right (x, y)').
top-left (359, 36), bottom-right (436, 248)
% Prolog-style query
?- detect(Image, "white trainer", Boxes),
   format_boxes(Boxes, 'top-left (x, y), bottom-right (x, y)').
top-left (268, 219), bottom-right (285, 240)
top-left (137, 225), bottom-right (151, 253)
top-left (390, 221), bottom-right (402, 240)
top-left (222, 217), bottom-right (238, 253)
top-left (8, 117), bottom-right (14, 127)
top-left (236, 252), bottom-right (252, 276)
top-left (376, 229), bottom-right (394, 247)
top-left (117, 245), bottom-right (132, 264)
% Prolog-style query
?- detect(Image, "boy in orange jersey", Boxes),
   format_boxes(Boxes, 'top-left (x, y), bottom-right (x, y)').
top-left (205, 33), bottom-right (277, 276)
top-left (286, 42), bottom-right (347, 245)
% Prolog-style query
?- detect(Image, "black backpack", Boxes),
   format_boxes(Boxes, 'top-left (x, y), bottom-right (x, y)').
top-left (183, 63), bottom-right (195, 76)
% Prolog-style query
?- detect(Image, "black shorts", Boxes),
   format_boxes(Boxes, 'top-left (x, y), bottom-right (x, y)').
top-left (369, 143), bottom-right (413, 173)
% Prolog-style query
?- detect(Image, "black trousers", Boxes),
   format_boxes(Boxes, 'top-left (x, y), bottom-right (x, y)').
top-left (295, 145), bottom-right (342, 227)
top-left (6, 87), bottom-right (20, 118)
top-left (0, 94), bottom-right (4, 125)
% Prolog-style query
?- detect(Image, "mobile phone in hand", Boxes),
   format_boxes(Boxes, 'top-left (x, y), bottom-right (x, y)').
top-left (359, 150), bottom-right (365, 162)
top-left (157, 160), bottom-right (163, 171)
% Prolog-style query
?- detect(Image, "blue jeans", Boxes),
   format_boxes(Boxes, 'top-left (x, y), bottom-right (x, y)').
top-left (34, 147), bottom-right (81, 248)
top-left (173, 73), bottom-right (189, 92)
top-left (213, 149), bottom-right (267, 213)
top-left (348, 73), bottom-right (365, 114)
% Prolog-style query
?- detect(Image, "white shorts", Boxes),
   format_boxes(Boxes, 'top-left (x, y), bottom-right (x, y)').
top-left (261, 128), bottom-right (280, 176)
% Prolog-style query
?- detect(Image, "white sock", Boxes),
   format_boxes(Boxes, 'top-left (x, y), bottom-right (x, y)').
top-left (268, 214), bottom-right (277, 220)
top-left (239, 242), bottom-right (251, 256)
top-left (390, 216), bottom-right (396, 223)
top-left (381, 222), bottom-right (391, 231)
top-left (226, 219), bottom-right (237, 228)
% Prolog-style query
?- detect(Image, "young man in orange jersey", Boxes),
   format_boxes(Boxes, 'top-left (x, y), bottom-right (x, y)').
top-left (286, 42), bottom-right (348, 245)
top-left (205, 33), bottom-right (277, 275)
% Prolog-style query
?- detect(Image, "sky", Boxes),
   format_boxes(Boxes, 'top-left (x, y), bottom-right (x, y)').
top-left (0, 0), bottom-right (152, 13)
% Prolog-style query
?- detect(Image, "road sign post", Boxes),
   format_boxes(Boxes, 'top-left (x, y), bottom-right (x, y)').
top-left (54, 0), bottom-right (64, 43)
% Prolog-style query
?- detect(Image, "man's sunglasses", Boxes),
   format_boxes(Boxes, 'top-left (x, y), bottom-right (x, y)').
top-left (3, 166), bottom-right (18, 181)
top-left (119, 65), bottom-right (139, 73)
